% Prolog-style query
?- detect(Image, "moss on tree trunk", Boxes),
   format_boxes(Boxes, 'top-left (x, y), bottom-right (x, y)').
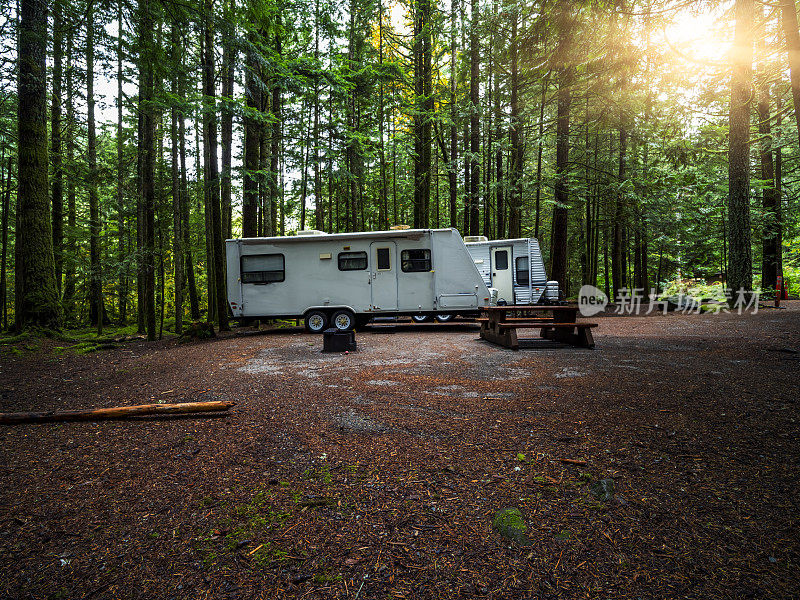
top-left (16, 0), bottom-right (61, 330)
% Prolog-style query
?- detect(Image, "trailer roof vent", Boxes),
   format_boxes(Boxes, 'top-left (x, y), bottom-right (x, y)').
top-left (297, 230), bottom-right (327, 236)
top-left (464, 235), bottom-right (489, 243)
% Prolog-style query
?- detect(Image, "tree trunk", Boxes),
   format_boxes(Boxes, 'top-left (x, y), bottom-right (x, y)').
top-left (758, 9), bottom-right (779, 293)
top-left (533, 72), bottom-right (549, 240)
top-left (0, 157), bottom-right (11, 329)
top-left (171, 22), bottom-right (183, 336)
top-left (582, 101), bottom-right (591, 286)
top-left (299, 105), bottom-right (311, 230)
top-left (449, 0), bottom-right (459, 229)
top-left (775, 91), bottom-right (783, 281)
top-left (727, 0), bottom-right (754, 295)
top-left (220, 2), bottom-right (235, 240)
top-left (315, 0), bottom-right (324, 231)
top-left (612, 128), bottom-right (626, 296)
top-left (494, 34), bottom-right (504, 241)
top-left (87, 0), bottom-right (103, 334)
top-left (140, 0), bottom-right (157, 340)
top-left (258, 83), bottom-right (270, 236)
top-left (508, 9), bottom-right (523, 239)
top-left (550, 2), bottom-right (572, 292)
top-left (203, 2), bottom-right (230, 331)
top-left (136, 105), bottom-right (145, 334)
top-left (780, 0), bottom-right (800, 149)
top-left (422, 0), bottom-right (433, 227)
top-left (242, 38), bottom-right (260, 237)
top-left (242, 30), bottom-right (260, 238)
top-left (377, 0), bottom-right (388, 229)
top-left (413, 0), bottom-right (432, 229)
top-left (16, 0), bottom-right (61, 330)
top-left (484, 50), bottom-right (493, 237)
top-left (201, 34), bottom-right (216, 324)
top-left (173, 34), bottom-right (198, 322)
top-left (117, 0), bottom-right (127, 324)
top-left (51, 0), bottom-right (64, 295)
top-left (468, 0), bottom-right (480, 236)
top-left (63, 26), bottom-right (76, 322)
top-left (270, 14), bottom-right (282, 236)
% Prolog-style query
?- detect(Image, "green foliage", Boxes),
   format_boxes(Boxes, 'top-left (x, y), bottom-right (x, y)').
top-left (1, 0), bottom-right (799, 329)
top-left (659, 280), bottom-right (727, 302)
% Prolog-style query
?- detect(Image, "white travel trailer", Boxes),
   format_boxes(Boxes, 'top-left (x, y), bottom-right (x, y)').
top-left (464, 236), bottom-right (560, 305)
top-left (226, 228), bottom-right (493, 332)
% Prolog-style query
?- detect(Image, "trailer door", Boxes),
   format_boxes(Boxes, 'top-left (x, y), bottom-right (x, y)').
top-left (370, 242), bottom-right (398, 311)
top-left (491, 246), bottom-right (514, 304)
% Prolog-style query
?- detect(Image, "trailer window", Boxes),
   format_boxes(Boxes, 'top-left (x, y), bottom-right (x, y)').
top-left (401, 249), bottom-right (431, 272)
top-left (516, 256), bottom-right (529, 285)
top-left (241, 254), bottom-right (285, 283)
top-left (338, 251), bottom-right (367, 271)
top-left (494, 250), bottom-right (509, 270)
top-left (376, 247), bottom-right (391, 271)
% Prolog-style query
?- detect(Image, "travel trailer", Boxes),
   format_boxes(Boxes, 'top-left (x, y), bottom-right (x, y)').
top-left (464, 236), bottom-right (560, 305)
top-left (226, 228), bottom-right (493, 332)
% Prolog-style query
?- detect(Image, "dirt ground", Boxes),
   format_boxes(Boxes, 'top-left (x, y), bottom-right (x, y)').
top-left (1, 303), bottom-right (799, 599)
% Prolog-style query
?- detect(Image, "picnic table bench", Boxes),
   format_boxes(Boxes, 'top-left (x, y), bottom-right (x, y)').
top-left (479, 305), bottom-right (597, 350)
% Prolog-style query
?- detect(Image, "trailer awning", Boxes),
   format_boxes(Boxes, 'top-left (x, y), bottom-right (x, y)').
top-left (229, 228), bottom-right (455, 245)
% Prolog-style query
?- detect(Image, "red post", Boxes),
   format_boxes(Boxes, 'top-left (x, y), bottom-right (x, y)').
top-left (776, 275), bottom-right (782, 308)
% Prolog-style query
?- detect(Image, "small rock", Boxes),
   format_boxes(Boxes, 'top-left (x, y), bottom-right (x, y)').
top-left (492, 508), bottom-right (533, 546)
top-left (589, 478), bottom-right (615, 502)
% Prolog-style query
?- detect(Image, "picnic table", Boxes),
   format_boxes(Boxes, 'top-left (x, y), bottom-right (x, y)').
top-left (478, 305), bottom-right (597, 350)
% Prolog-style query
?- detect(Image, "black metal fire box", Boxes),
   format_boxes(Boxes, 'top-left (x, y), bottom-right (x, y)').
top-left (322, 328), bottom-right (357, 352)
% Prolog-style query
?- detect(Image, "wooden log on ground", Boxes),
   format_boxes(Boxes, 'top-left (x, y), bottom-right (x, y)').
top-left (560, 458), bottom-right (587, 466)
top-left (0, 401), bottom-right (236, 424)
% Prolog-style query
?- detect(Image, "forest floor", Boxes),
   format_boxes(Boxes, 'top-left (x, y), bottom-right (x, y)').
top-left (1, 303), bottom-right (799, 600)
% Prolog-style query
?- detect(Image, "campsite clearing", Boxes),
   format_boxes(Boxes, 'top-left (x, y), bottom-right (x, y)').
top-left (1, 304), bottom-right (798, 599)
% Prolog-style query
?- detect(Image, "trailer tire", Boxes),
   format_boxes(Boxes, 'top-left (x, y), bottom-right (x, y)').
top-left (331, 309), bottom-right (356, 332)
top-left (304, 310), bottom-right (329, 333)
top-left (411, 315), bottom-right (433, 323)
top-left (435, 313), bottom-right (454, 322)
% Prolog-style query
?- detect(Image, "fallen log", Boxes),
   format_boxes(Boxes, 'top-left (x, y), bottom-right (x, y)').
top-left (559, 458), bottom-right (587, 466)
top-left (0, 401), bottom-right (236, 424)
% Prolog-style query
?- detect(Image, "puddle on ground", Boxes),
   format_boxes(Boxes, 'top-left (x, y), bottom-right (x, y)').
top-left (554, 367), bottom-right (588, 379)
top-left (333, 409), bottom-right (388, 433)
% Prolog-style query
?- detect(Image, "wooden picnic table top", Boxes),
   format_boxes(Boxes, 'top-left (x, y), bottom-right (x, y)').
top-left (480, 305), bottom-right (581, 324)
top-left (481, 304), bottom-right (579, 311)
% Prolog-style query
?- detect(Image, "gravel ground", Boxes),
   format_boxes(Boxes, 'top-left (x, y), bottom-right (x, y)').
top-left (1, 303), bottom-right (798, 599)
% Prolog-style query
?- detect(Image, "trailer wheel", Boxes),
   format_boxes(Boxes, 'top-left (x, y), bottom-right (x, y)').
top-left (331, 309), bottom-right (356, 332)
top-left (435, 313), bottom-right (454, 323)
top-left (411, 315), bottom-right (432, 323)
top-left (305, 310), bottom-right (328, 333)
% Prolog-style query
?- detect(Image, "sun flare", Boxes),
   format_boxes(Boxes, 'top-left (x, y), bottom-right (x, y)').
top-left (661, 5), bottom-right (732, 66)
